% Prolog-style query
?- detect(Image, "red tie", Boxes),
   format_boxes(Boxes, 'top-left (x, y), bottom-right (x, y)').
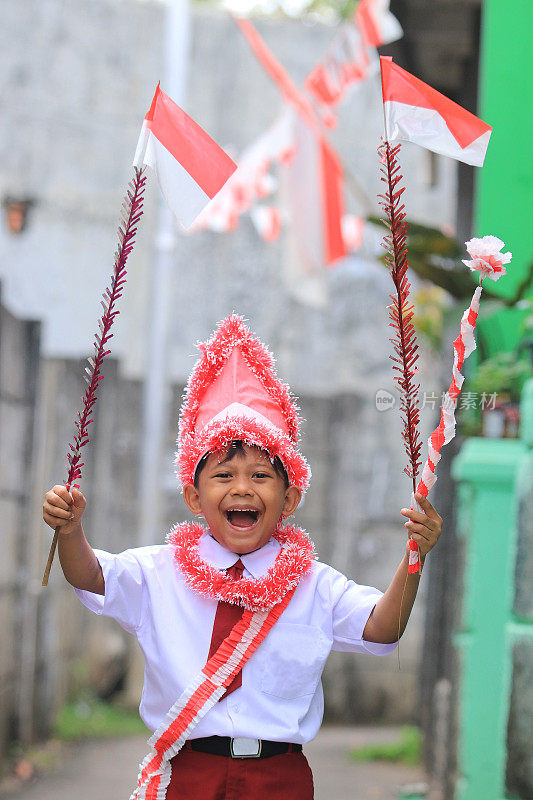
top-left (208, 559), bottom-right (245, 699)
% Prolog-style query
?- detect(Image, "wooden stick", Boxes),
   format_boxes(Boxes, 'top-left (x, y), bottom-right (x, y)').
top-left (42, 528), bottom-right (59, 587)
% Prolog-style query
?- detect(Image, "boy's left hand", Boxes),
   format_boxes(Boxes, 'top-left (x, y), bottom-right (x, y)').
top-left (401, 493), bottom-right (442, 560)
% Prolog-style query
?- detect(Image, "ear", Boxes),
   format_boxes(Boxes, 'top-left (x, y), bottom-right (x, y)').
top-left (183, 483), bottom-right (202, 515)
top-left (282, 485), bottom-right (302, 517)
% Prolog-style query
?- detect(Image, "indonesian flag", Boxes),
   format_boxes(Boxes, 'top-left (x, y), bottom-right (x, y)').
top-left (133, 84), bottom-right (237, 228)
top-left (305, 24), bottom-right (371, 109)
top-left (250, 206), bottom-right (282, 242)
top-left (284, 114), bottom-right (346, 307)
top-left (341, 214), bottom-right (365, 251)
top-left (355, 0), bottom-right (403, 47)
top-left (192, 110), bottom-right (295, 234)
top-left (380, 56), bottom-right (492, 167)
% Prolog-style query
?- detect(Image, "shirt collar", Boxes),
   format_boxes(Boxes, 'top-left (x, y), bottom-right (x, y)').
top-left (198, 532), bottom-right (280, 578)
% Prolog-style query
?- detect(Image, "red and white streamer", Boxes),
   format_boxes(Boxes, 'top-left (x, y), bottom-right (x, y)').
top-left (410, 236), bottom-right (511, 573)
top-left (416, 285), bottom-right (482, 500)
top-left (130, 590), bottom-right (294, 800)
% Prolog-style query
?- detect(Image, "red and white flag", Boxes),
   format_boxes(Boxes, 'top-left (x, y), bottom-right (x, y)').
top-left (133, 84), bottom-right (237, 228)
top-left (341, 214), bottom-right (365, 251)
top-left (380, 56), bottom-right (492, 167)
top-left (284, 114), bottom-right (346, 307)
top-left (356, 0), bottom-right (403, 48)
top-left (305, 24), bottom-right (371, 109)
top-left (305, 1), bottom-right (402, 112)
top-left (250, 206), bottom-right (283, 242)
top-left (192, 110), bottom-right (295, 234)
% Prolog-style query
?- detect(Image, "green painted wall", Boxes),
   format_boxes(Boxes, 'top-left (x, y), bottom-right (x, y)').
top-left (453, 438), bottom-right (524, 800)
top-left (476, 0), bottom-right (533, 304)
top-left (452, 379), bottom-right (533, 799)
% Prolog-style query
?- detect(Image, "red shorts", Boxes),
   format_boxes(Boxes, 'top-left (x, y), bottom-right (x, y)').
top-left (167, 747), bottom-right (314, 799)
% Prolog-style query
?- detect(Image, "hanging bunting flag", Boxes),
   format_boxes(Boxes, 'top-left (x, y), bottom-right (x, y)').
top-left (283, 114), bottom-right (347, 307)
top-left (305, 1), bottom-right (403, 110)
top-left (380, 56), bottom-right (492, 166)
top-left (305, 24), bottom-right (371, 108)
top-left (341, 214), bottom-right (365, 252)
top-left (192, 110), bottom-right (295, 234)
top-left (133, 84), bottom-right (237, 228)
top-left (234, 16), bottom-right (316, 127)
top-left (356, 0), bottom-right (403, 48)
top-left (249, 205), bottom-right (283, 242)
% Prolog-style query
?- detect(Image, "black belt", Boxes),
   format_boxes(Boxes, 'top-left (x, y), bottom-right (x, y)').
top-left (185, 735), bottom-right (303, 759)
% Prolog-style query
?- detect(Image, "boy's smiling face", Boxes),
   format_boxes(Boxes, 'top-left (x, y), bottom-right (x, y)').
top-left (183, 443), bottom-right (301, 554)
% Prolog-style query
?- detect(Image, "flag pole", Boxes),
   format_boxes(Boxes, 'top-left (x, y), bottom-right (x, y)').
top-left (380, 55), bottom-right (391, 145)
top-left (137, 0), bottom-right (190, 547)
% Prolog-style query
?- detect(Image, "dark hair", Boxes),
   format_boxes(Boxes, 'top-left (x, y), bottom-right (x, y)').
top-left (193, 440), bottom-right (289, 488)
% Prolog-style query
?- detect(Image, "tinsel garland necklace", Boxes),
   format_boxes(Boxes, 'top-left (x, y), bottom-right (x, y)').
top-left (167, 521), bottom-right (316, 611)
top-left (42, 167), bottom-right (147, 585)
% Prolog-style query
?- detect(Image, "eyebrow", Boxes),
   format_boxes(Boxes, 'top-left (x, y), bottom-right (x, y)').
top-left (209, 459), bottom-right (275, 470)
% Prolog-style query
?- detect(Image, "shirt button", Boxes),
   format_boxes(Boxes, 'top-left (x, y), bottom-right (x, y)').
top-left (233, 705), bottom-right (240, 713)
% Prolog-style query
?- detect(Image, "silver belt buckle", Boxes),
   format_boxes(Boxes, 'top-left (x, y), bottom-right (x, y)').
top-left (230, 737), bottom-right (262, 758)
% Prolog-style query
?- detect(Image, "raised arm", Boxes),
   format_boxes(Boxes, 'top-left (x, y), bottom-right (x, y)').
top-left (43, 486), bottom-right (104, 594)
top-left (363, 493), bottom-right (442, 644)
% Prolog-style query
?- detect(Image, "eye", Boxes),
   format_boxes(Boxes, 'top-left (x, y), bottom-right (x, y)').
top-left (213, 471), bottom-right (232, 479)
top-left (253, 471), bottom-right (272, 479)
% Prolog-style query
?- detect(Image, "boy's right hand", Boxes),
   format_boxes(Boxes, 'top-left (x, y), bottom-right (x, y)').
top-left (43, 485), bottom-right (86, 536)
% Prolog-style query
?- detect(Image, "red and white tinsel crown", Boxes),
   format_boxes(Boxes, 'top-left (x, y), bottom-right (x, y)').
top-left (176, 314), bottom-right (311, 492)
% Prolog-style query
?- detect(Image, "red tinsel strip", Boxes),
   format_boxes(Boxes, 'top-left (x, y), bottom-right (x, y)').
top-left (65, 167), bottom-right (146, 486)
top-left (378, 141), bottom-right (422, 488)
top-left (42, 167), bottom-right (146, 585)
top-left (378, 140), bottom-right (422, 572)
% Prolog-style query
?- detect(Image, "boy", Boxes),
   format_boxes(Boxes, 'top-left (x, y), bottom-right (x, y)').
top-left (43, 314), bottom-right (441, 800)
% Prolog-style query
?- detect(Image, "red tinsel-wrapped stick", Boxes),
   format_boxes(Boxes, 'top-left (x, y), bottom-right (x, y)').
top-left (42, 167), bottom-right (146, 586)
top-left (378, 140), bottom-right (423, 573)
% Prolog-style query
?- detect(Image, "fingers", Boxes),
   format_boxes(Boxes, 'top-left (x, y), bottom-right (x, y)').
top-left (414, 493), bottom-right (442, 523)
top-left (71, 487), bottom-right (87, 510)
top-left (404, 522), bottom-right (431, 542)
top-left (401, 494), bottom-right (442, 528)
top-left (46, 485), bottom-right (72, 510)
top-left (43, 485), bottom-right (86, 531)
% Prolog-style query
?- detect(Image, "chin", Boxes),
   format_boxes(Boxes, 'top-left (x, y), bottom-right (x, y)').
top-left (213, 523), bottom-right (271, 554)
top-left (223, 532), bottom-right (262, 553)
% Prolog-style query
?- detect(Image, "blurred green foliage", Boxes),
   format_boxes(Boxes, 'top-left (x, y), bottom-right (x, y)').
top-left (469, 352), bottom-right (532, 402)
top-left (54, 694), bottom-right (147, 741)
top-left (349, 725), bottom-right (422, 766)
top-left (412, 285), bottom-right (450, 350)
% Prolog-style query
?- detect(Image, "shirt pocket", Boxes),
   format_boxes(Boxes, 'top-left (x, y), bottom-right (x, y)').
top-left (260, 622), bottom-right (332, 700)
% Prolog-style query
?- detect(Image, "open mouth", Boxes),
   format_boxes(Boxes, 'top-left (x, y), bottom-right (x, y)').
top-left (224, 508), bottom-right (260, 529)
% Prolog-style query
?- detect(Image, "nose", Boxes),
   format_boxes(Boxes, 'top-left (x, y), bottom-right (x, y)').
top-left (230, 475), bottom-right (253, 496)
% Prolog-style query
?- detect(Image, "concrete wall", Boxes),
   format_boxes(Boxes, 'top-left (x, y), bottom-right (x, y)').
top-left (0, 0), bottom-right (163, 363)
top-left (0, 290), bottom-right (41, 751)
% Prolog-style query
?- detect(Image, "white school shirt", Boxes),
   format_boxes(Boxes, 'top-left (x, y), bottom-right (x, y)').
top-left (76, 532), bottom-right (396, 743)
